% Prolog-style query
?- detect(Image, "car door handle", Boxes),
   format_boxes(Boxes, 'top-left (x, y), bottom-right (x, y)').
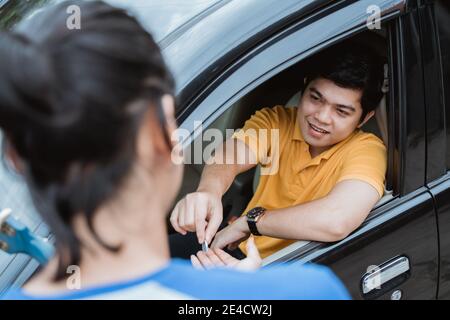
top-left (361, 256), bottom-right (410, 294)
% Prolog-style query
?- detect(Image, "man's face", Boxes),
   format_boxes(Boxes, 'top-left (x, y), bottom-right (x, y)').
top-left (297, 78), bottom-right (373, 155)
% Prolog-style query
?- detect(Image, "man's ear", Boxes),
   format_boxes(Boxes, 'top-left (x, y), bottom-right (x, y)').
top-left (357, 110), bottom-right (375, 128)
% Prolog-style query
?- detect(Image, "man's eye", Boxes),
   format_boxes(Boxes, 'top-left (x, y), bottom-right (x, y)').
top-left (310, 94), bottom-right (320, 101)
top-left (337, 109), bottom-right (349, 116)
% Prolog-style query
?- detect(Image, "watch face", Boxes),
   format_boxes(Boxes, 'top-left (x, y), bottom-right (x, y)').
top-left (247, 207), bottom-right (265, 220)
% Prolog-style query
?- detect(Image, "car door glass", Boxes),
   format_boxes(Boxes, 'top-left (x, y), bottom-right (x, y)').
top-left (434, 1), bottom-right (450, 170)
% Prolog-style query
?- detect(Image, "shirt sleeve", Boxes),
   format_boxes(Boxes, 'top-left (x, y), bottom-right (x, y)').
top-left (336, 134), bottom-right (387, 198)
top-left (232, 106), bottom-right (283, 165)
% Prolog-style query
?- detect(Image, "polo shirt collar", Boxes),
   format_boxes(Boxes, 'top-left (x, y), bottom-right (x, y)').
top-left (312, 130), bottom-right (359, 162)
top-left (292, 116), bottom-right (360, 169)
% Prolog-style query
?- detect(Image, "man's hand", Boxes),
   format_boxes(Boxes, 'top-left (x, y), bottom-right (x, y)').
top-left (170, 190), bottom-right (223, 244)
top-left (191, 236), bottom-right (262, 271)
top-left (210, 216), bottom-right (250, 250)
top-left (170, 138), bottom-right (257, 245)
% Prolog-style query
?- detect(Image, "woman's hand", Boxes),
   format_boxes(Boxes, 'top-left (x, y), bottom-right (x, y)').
top-left (190, 236), bottom-right (262, 271)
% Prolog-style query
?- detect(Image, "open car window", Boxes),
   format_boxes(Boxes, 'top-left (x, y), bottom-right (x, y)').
top-left (176, 5), bottom-right (400, 264)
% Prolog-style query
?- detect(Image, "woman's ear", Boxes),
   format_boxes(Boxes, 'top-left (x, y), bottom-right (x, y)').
top-left (136, 95), bottom-right (177, 168)
top-left (357, 110), bottom-right (375, 128)
top-left (161, 94), bottom-right (177, 139)
top-left (4, 141), bottom-right (25, 174)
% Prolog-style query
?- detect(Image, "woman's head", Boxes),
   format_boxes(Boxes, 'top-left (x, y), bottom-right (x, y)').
top-left (0, 0), bottom-right (182, 278)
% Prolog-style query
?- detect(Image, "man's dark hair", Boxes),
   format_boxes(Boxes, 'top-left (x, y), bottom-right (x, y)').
top-left (304, 41), bottom-right (385, 121)
top-left (0, 0), bottom-right (174, 280)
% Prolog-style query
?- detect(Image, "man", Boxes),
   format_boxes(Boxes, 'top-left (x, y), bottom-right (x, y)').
top-left (170, 41), bottom-right (387, 264)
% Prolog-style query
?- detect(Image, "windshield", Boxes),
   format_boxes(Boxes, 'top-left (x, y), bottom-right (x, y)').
top-left (105, 0), bottom-right (223, 42)
top-left (0, 0), bottom-right (223, 42)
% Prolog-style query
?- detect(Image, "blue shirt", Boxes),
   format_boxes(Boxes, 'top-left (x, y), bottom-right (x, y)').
top-left (3, 259), bottom-right (350, 300)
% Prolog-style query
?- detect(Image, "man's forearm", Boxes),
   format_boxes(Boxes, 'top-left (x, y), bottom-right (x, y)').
top-left (197, 163), bottom-right (239, 197)
top-left (254, 181), bottom-right (379, 242)
top-left (256, 202), bottom-right (350, 242)
top-left (197, 138), bottom-right (257, 197)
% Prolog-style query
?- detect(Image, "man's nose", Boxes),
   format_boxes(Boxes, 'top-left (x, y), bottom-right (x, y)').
top-left (315, 106), bottom-right (332, 125)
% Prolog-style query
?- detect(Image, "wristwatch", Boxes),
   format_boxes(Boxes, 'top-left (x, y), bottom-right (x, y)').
top-left (246, 207), bottom-right (266, 236)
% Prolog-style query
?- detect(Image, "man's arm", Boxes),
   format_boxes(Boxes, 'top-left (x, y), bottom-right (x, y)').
top-left (196, 138), bottom-right (257, 197)
top-left (257, 179), bottom-right (380, 241)
top-left (211, 179), bottom-right (380, 248)
top-left (170, 138), bottom-right (257, 244)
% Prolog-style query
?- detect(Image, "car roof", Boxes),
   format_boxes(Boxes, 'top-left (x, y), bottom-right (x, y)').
top-left (1, 0), bottom-right (227, 43)
top-left (2, 0), bottom-right (331, 113)
top-left (104, 0), bottom-right (226, 44)
top-left (157, 0), bottom-right (329, 113)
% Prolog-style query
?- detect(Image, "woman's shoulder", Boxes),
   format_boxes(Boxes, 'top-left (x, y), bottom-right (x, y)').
top-left (2, 260), bottom-right (350, 300)
top-left (159, 260), bottom-right (350, 300)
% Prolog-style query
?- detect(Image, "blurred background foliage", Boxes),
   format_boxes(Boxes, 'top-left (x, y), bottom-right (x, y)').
top-left (0, 0), bottom-right (51, 30)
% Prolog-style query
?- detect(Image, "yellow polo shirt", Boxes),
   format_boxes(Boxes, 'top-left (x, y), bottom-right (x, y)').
top-left (233, 105), bottom-right (387, 258)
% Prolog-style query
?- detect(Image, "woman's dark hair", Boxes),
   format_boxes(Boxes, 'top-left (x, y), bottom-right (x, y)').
top-left (0, 0), bottom-right (174, 279)
top-left (304, 41), bottom-right (385, 121)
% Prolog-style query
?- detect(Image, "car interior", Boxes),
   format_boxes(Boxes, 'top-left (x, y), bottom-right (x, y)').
top-left (171, 27), bottom-right (391, 244)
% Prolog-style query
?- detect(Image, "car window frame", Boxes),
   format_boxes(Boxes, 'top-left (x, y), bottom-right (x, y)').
top-left (265, 12), bottom-right (430, 265)
top-left (179, 0), bottom-right (405, 144)
top-left (418, 0), bottom-right (447, 184)
top-left (431, 0), bottom-right (450, 173)
top-left (175, 1), bottom-right (407, 265)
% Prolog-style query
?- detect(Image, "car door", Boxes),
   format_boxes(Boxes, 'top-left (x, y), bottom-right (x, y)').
top-left (263, 1), bottom-right (440, 300)
top-left (175, 0), bottom-right (439, 300)
top-left (423, 0), bottom-right (450, 300)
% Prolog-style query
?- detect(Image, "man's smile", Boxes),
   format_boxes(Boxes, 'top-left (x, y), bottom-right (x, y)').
top-left (307, 120), bottom-right (330, 136)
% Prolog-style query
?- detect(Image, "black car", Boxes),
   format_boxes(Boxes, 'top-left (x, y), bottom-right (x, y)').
top-left (0, 0), bottom-right (449, 300)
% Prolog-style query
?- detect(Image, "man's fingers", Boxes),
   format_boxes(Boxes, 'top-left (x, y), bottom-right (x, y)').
top-left (169, 203), bottom-right (186, 235)
top-left (178, 200), bottom-right (186, 232)
top-left (172, 192), bottom-right (223, 243)
top-left (190, 255), bottom-right (204, 270)
top-left (205, 205), bottom-right (223, 244)
top-left (184, 198), bottom-right (196, 232)
top-left (195, 202), bottom-right (207, 244)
